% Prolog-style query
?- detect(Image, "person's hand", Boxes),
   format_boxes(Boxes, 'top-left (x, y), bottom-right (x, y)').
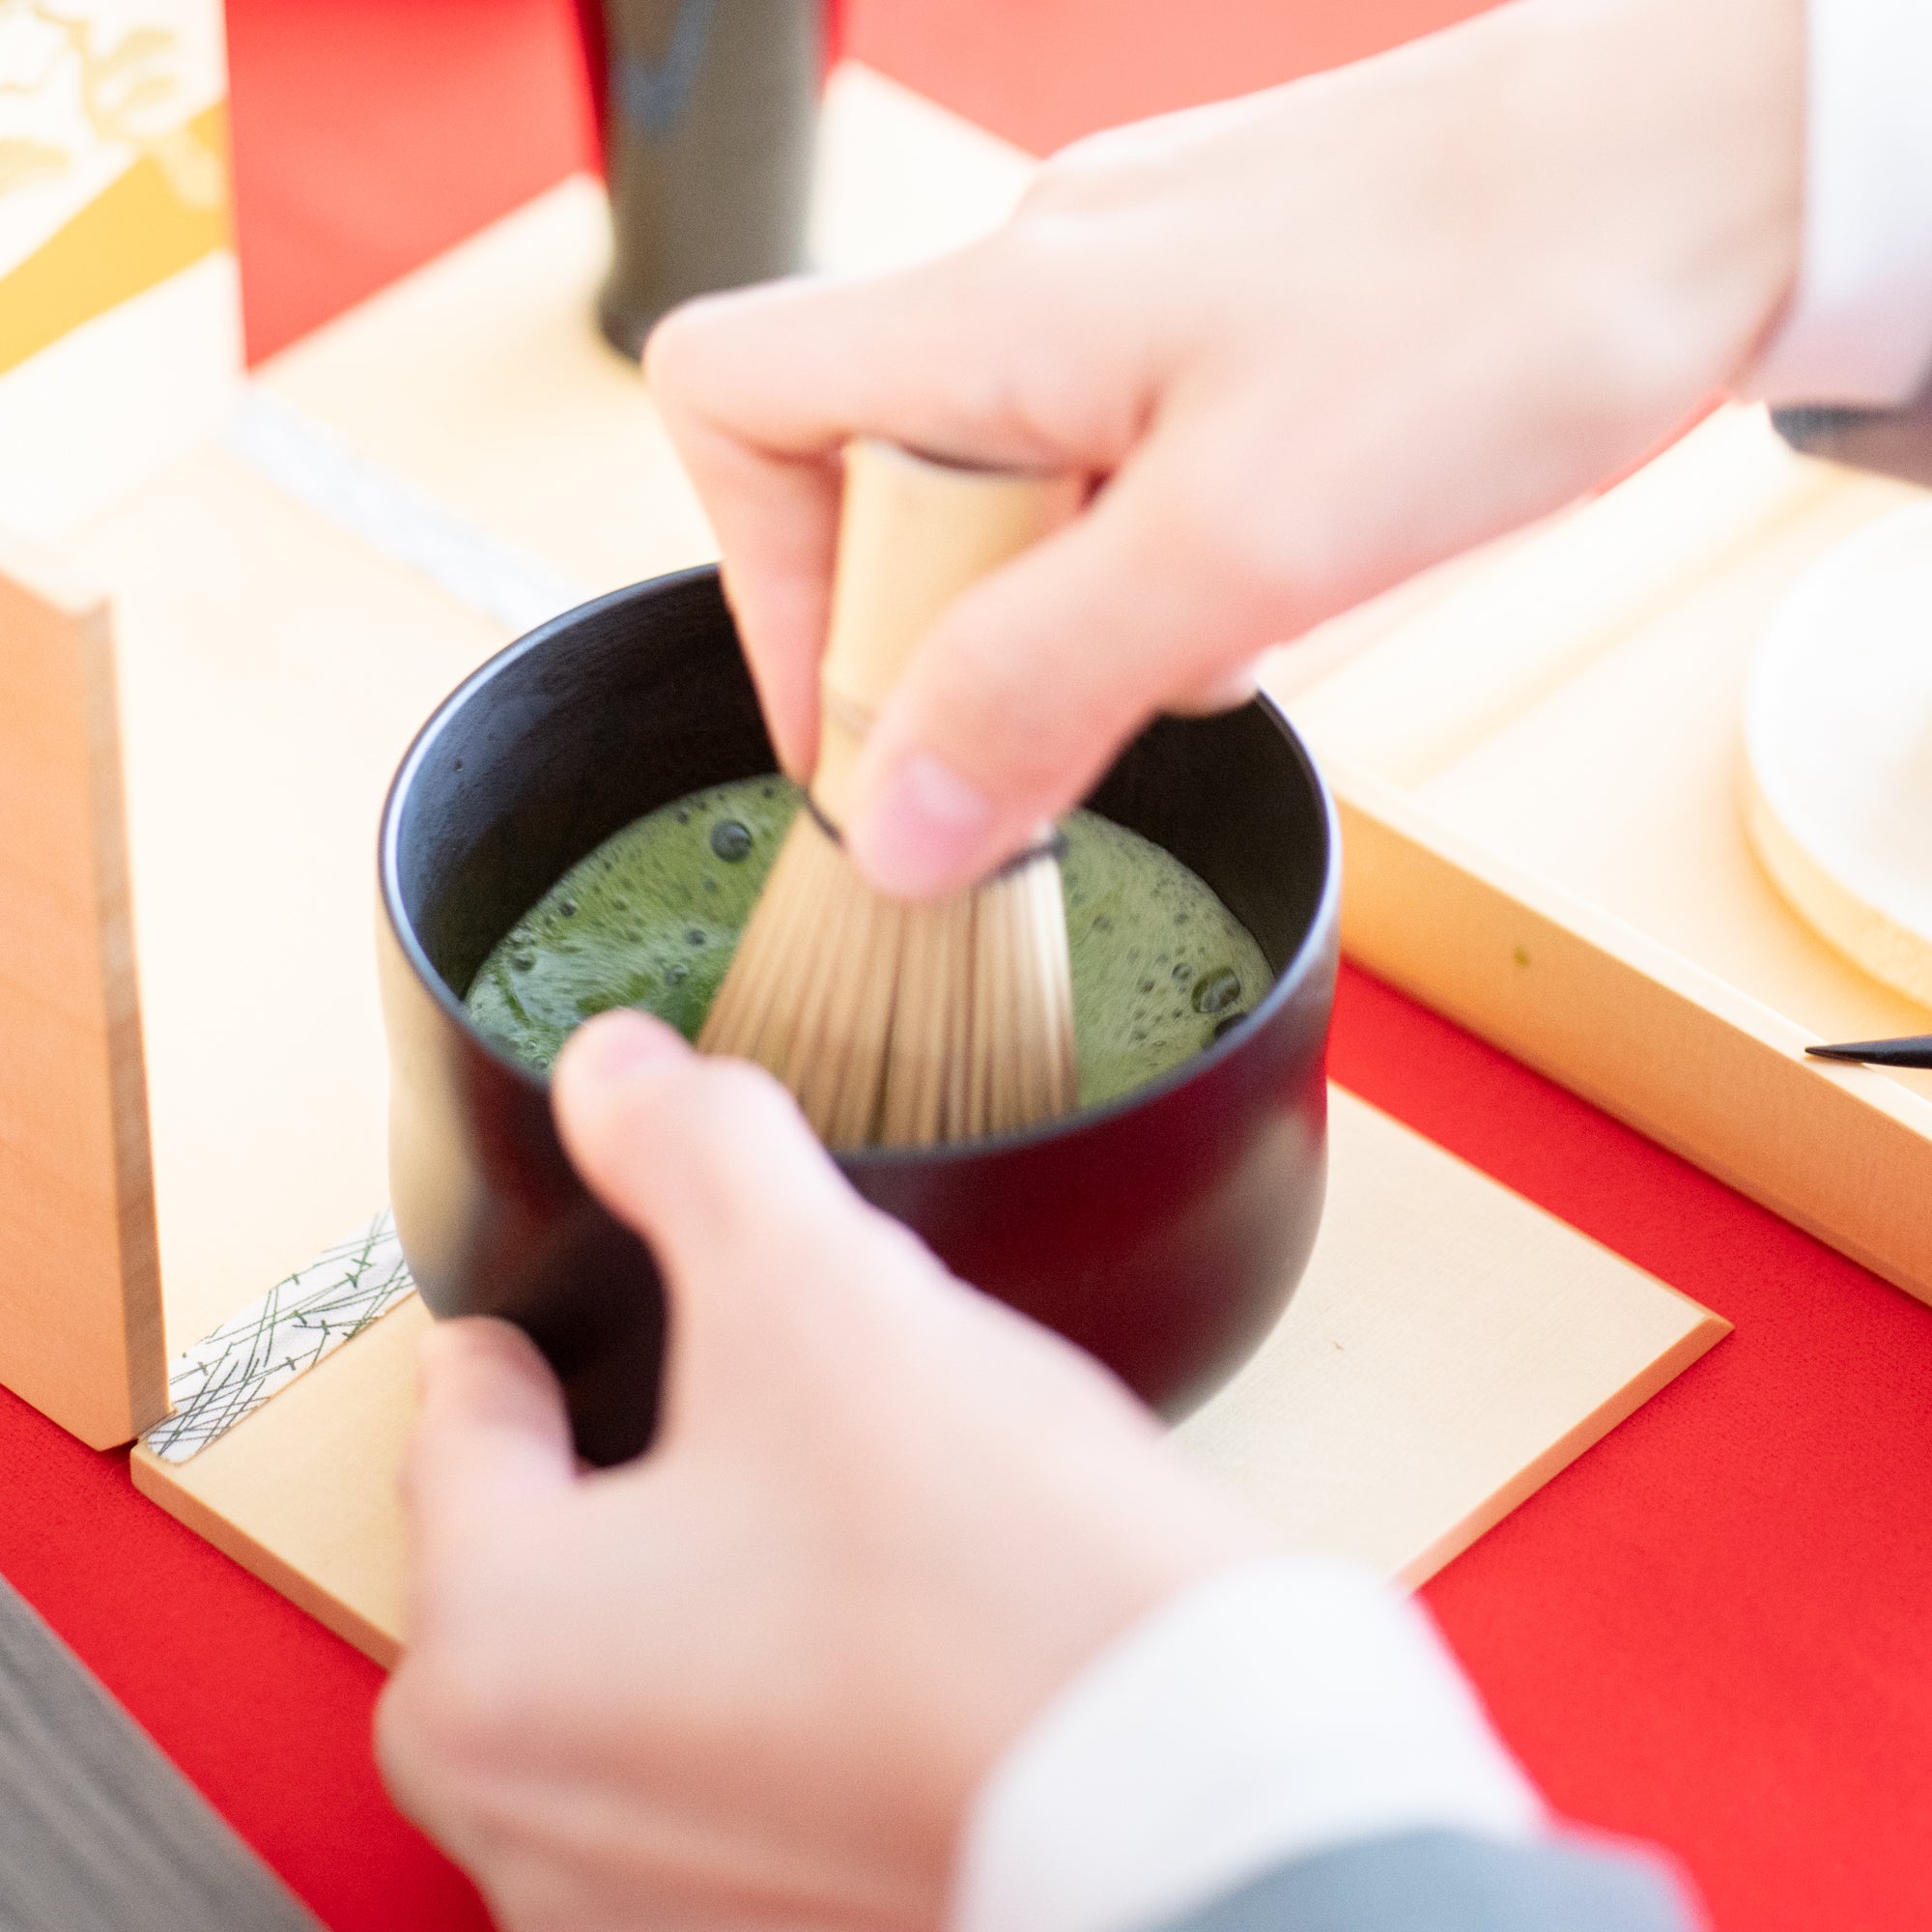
top-left (377, 1010), bottom-right (1267, 1932)
top-left (646, 0), bottom-right (1800, 898)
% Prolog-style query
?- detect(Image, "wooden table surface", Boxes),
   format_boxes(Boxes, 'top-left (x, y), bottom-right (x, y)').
top-left (4, 6), bottom-right (1931, 1931)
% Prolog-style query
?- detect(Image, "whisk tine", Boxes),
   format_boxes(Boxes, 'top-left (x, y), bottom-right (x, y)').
top-left (697, 441), bottom-right (1082, 1148)
top-left (700, 815), bottom-right (830, 1073)
top-left (780, 852), bottom-right (888, 1139)
top-left (882, 893), bottom-right (967, 1146)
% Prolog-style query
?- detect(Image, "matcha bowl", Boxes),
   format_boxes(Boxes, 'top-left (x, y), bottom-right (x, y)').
top-left (379, 568), bottom-right (1339, 1464)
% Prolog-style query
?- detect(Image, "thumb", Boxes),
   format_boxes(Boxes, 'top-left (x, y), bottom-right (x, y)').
top-left (841, 436), bottom-right (1288, 898)
top-left (552, 1010), bottom-right (895, 1396)
top-left (404, 1318), bottom-right (575, 1565)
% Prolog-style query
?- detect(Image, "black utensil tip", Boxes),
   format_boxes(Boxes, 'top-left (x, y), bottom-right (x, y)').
top-left (1806, 1036), bottom-right (1932, 1069)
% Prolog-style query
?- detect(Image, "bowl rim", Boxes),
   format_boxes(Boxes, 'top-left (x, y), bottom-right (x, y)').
top-left (378, 566), bottom-right (1341, 1170)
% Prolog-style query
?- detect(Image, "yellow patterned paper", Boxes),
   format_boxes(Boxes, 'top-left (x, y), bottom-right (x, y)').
top-left (0, 0), bottom-right (229, 377)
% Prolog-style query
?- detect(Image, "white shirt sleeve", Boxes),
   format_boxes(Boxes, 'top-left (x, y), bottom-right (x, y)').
top-left (950, 1555), bottom-right (1546, 1932)
top-left (1745, 0), bottom-right (1932, 405)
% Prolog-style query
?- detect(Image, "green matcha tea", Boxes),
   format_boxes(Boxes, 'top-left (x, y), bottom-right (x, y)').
top-left (466, 777), bottom-right (1273, 1108)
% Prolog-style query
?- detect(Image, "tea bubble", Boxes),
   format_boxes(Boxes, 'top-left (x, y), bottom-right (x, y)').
top-left (710, 819), bottom-right (753, 862)
top-left (1193, 967), bottom-right (1242, 1015)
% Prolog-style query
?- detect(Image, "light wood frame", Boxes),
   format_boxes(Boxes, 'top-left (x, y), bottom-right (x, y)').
top-left (0, 533), bottom-right (166, 1444)
top-left (1273, 406), bottom-right (1932, 1308)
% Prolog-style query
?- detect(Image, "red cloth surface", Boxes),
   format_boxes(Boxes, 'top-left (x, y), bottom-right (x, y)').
top-left (842, 0), bottom-right (1492, 157)
top-left (4, 4), bottom-right (1927, 1927)
top-left (225, 0), bottom-right (597, 361)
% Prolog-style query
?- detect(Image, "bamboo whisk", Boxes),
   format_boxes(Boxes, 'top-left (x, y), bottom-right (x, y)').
top-left (698, 440), bottom-right (1082, 1148)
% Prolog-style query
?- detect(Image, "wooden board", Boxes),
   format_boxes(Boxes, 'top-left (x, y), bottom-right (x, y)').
top-left (132, 1298), bottom-right (427, 1663)
top-left (0, 531), bottom-right (164, 1446)
top-left (132, 1090), bottom-right (1726, 1663)
top-left (67, 453), bottom-right (505, 1362)
top-left (1274, 406), bottom-right (1932, 1307)
top-left (1178, 1094), bottom-right (1724, 1580)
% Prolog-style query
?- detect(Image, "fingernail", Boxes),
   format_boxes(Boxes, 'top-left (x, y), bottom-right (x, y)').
top-left (561, 1009), bottom-right (683, 1087)
top-left (850, 753), bottom-right (996, 898)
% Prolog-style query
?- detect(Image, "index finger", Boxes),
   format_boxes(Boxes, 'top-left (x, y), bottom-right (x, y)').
top-left (644, 251), bottom-right (1143, 780)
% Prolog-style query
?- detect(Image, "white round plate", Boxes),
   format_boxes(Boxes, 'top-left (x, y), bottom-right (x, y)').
top-left (1744, 501), bottom-right (1932, 1006)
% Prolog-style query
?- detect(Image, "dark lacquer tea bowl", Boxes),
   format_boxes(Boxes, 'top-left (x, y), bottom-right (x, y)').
top-left (378, 567), bottom-right (1339, 1464)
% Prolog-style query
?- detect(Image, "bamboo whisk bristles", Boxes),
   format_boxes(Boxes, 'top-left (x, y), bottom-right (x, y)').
top-left (698, 441), bottom-right (1081, 1148)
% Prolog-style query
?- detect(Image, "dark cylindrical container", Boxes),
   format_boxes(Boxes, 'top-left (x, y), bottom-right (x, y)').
top-left (378, 569), bottom-right (1338, 1465)
top-left (596, 0), bottom-right (823, 359)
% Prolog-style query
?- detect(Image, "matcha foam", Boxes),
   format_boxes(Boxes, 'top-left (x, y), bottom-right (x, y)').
top-left (467, 776), bottom-right (1273, 1109)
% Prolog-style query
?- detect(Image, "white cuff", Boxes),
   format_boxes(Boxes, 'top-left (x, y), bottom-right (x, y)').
top-left (1746, 0), bottom-right (1932, 405)
top-left (951, 1555), bottom-right (1545, 1932)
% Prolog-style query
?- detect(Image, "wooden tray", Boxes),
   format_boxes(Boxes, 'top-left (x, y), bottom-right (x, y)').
top-left (1271, 407), bottom-right (1932, 1305)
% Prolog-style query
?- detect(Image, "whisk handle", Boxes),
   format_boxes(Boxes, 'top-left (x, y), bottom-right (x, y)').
top-left (812, 440), bottom-right (1080, 821)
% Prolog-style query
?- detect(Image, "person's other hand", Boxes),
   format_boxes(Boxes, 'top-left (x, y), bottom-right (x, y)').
top-left (377, 1010), bottom-right (1267, 1932)
top-left (646, 0), bottom-right (1800, 898)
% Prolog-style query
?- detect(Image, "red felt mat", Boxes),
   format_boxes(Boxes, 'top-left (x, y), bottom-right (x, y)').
top-left (225, 0), bottom-right (597, 361)
top-left (842, 0), bottom-right (1490, 157)
top-left (5, 5), bottom-right (1924, 1928)
top-left (0, 1410), bottom-right (486, 1929)
top-left (1343, 972), bottom-right (1932, 1932)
